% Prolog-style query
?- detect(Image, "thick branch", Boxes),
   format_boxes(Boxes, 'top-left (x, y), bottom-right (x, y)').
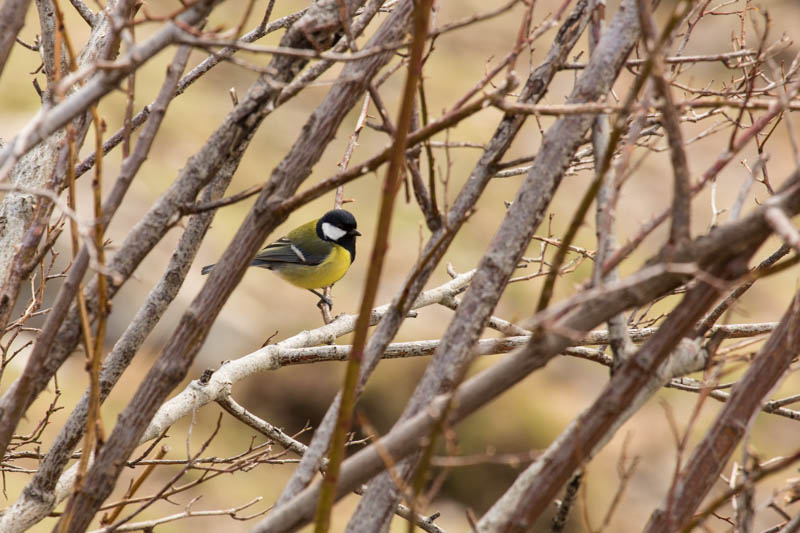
top-left (53, 2), bottom-right (411, 530)
top-left (0, 0), bottom-right (31, 78)
top-left (0, 0), bottom-right (218, 176)
top-left (274, 0), bottom-right (595, 514)
top-left (644, 293), bottom-right (800, 533)
top-left (345, 0), bottom-right (647, 527)
top-left (258, 176), bottom-right (800, 532)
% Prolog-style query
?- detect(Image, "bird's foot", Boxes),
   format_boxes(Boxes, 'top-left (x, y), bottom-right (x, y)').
top-left (310, 289), bottom-right (333, 308)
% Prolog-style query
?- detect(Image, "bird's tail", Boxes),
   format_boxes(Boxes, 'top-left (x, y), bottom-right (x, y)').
top-left (202, 258), bottom-right (272, 274)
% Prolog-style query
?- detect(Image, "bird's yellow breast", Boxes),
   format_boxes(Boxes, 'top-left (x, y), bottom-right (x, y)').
top-left (274, 244), bottom-right (352, 289)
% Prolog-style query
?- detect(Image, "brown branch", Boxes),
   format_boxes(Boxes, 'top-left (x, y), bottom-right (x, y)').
top-left (0, 44), bottom-right (194, 533)
top-left (0, 37), bottom-right (194, 465)
top-left (272, 0), bottom-right (594, 516)
top-left (0, 0), bottom-right (374, 496)
top-left (72, 6), bottom-right (306, 179)
top-left (601, 75), bottom-right (800, 276)
top-left (488, 261), bottom-right (749, 531)
top-left (682, 448), bottom-right (800, 533)
top-left (84, 102), bottom-right (109, 485)
top-left (0, 0), bottom-right (216, 178)
top-left (644, 292), bottom-right (800, 533)
top-left (3, 1), bottom-right (396, 524)
top-left (269, 0), bottom-right (653, 528)
top-left (314, 1), bottom-right (429, 529)
top-left (0, 0), bottom-right (32, 79)
top-left (407, 92), bottom-right (442, 232)
top-left (494, 97), bottom-right (800, 116)
top-left (694, 386), bottom-right (800, 421)
top-left (256, 174), bottom-right (800, 532)
top-left (98, 446), bottom-right (168, 526)
top-left (560, 48), bottom-right (775, 69)
top-left (279, 78), bottom-right (516, 214)
top-left (696, 244), bottom-right (791, 335)
top-left (638, 0), bottom-right (691, 245)
top-left (534, 0), bottom-right (691, 314)
top-left (53, 3), bottom-right (415, 530)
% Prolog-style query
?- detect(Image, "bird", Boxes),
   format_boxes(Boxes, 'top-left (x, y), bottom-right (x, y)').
top-left (201, 209), bottom-right (361, 306)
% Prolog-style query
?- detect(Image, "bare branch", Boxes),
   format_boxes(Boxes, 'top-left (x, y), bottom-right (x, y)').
top-left (0, 0), bottom-right (217, 179)
top-left (645, 292), bottom-right (800, 533)
top-left (637, 0), bottom-right (692, 244)
top-left (0, 0), bottom-right (32, 78)
top-left (274, 0), bottom-right (595, 517)
top-left (52, 4), bottom-right (421, 528)
top-left (347, 0), bottom-right (647, 526)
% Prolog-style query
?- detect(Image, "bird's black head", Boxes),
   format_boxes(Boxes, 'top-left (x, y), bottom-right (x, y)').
top-left (316, 209), bottom-right (360, 260)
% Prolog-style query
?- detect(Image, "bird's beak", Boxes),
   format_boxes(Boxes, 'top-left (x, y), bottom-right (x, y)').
top-left (351, 229), bottom-right (362, 237)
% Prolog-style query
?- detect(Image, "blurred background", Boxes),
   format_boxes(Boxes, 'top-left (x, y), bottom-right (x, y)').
top-left (1, 0), bottom-right (799, 531)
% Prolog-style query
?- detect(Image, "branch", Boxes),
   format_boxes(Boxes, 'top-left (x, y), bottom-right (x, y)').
top-left (0, 42), bottom-right (194, 469)
top-left (602, 76), bottom-right (800, 275)
top-left (73, 6), bottom-right (309, 179)
top-left (637, 0), bottom-right (692, 245)
top-left (560, 47), bottom-right (786, 69)
top-left (346, 0), bottom-right (648, 526)
top-left (32, 269), bottom-right (471, 531)
top-left (0, 0), bottom-right (31, 79)
top-left (256, 173), bottom-right (800, 532)
top-left (0, 0), bottom-right (135, 327)
top-left (53, 3), bottom-right (421, 528)
top-left (0, 0), bottom-right (378, 511)
top-left (670, 378), bottom-right (800, 421)
top-left (494, 97), bottom-right (800, 116)
top-left (86, 497), bottom-right (263, 533)
top-left (643, 293), bottom-right (800, 533)
top-left (315, 1), bottom-right (430, 529)
top-left (216, 395), bottom-right (448, 533)
top-left (765, 207), bottom-right (800, 253)
top-left (0, 0), bottom-right (217, 179)
top-left (272, 0), bottom-right (595, 514)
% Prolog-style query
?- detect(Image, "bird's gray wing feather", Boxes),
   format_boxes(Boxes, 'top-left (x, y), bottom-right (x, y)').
top-left (250, 237), bottom-right (329, 268)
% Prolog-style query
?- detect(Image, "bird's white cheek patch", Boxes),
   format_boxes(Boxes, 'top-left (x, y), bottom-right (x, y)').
top-left (322, 222), bottom-right (347, 241)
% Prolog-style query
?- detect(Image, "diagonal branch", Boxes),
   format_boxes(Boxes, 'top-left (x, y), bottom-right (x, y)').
top-left (0, 0), bottom-right (32, 79)
top-left (0, 0), bottom-right (378, 485)
top-left (0, 0), bottom-right (219, 179)
top-left (0, 0), bottom-right (152, 463)
top-left (314, 1), bottom-right (431, 530)
top-left (346, 0), bottom-right (649, 528)
top-left (643, 292), bottom-right (800, 533)
top-left (0, 44), bottom-right (194, 533)
top-left (73, 5), bottom-right (308, 179)
top-left (52, 2), bottom-right (413, 530)
top-left (256, 176), bottom-right (800, 533)
top-left (272, 0), bottom-right (595, 516)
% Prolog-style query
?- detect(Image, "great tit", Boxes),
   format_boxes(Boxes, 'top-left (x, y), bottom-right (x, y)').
top-left (201, 209), bottom-right (361, 306)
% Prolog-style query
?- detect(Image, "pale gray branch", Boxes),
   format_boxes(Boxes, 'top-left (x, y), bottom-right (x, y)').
top-left (39, 270), bottom-right (474, 522)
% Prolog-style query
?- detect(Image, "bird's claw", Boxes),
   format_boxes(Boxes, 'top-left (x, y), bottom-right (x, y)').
top-left (310, 289), bottom-right (333, 308)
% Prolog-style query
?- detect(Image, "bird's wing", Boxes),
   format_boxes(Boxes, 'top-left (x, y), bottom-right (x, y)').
top-left (250, 237), bottom-right (330, 268)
